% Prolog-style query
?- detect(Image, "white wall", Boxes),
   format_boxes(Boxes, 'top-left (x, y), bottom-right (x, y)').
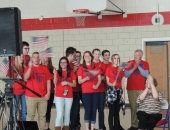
top-left (0, 0), bottom-right (170, 19)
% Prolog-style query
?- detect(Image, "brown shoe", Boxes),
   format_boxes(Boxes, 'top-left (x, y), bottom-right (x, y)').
top-left (55, 126), bottom-right (61, 130)
top-left (63, 126), bottom-right (69, 130)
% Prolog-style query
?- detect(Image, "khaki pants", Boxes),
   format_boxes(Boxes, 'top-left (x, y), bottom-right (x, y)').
top-left (26, 96), bottom-right (47, 130)
top-left (127, 90), bottom-right (140, 128)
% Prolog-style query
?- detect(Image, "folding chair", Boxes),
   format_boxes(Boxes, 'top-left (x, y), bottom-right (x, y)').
top-left (155, 99), bottom-right (170, 130)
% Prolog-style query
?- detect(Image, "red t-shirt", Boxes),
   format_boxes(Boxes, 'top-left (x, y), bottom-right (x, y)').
top-left (125, 60), bottom-right (149, 90)
top-left (11, 55), bottom-right (30, 66)
top-left (105, 65), bottom-right (125, 88)
top-left (77, 65), bottom-right (101, 93)
top-left (7, 66), bottom-right (26, 95)
top-left (24, 55), bottom-right (30, 66)
top-left (103, 62), bottom-right (112, 72)
top-left (55, 70), bottom-right (76, 98)
top-left (24, 65), bottom-right (52, 97)
top-left (70, 62), bottom-right (82, 92)
top-left (94, 62), bottom-right (105, 92)
top-left (103, 62), bottom-right (112, 89)
top-left (69, 63), bottom-right (74, 70)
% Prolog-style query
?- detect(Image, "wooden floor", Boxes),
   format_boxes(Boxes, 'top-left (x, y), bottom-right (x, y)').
top-left (0, 106), bottom-right (167, 130)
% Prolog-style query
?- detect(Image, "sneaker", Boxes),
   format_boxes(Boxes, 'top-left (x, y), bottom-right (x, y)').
top-left (128, 126), bottom-right (138, 130)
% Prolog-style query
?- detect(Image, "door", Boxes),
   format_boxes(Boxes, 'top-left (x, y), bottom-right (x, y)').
top-left (146, 41), bottom-right (169, 101)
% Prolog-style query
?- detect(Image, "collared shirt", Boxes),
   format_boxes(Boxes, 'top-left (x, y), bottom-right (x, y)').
top-left (137, 91), bottom-right (163, 114)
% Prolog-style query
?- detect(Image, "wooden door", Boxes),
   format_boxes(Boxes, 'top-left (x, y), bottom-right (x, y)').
top-left (146, 42), bottom-right (168, 101)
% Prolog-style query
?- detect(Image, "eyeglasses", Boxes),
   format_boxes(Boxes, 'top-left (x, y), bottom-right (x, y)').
top-left (60, 62), bottom-right (67, 64)
top-left (24, 48), bottom-right (30, 50)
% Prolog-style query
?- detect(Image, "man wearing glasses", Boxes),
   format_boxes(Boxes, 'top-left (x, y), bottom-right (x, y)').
top-left (22, 41), bottom-right (30, 66)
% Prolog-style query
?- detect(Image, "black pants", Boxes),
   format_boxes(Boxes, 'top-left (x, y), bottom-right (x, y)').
top-left (46, 93), bottom-right (54, 122)
top-left (137, 111), bottom-right (162, 130)
top-left (108, 90), bottom-right (121, 130)
top-left (70, 92), bottom-right (80, 130)
top-left (77, 92), bottom-right (83, 128)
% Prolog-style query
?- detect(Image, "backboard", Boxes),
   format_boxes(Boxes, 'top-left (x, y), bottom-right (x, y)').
top-left (66, 0), bottom-right (107, 13)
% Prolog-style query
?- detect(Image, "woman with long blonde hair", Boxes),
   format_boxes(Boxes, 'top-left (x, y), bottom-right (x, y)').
top-left (105, 54), bottom-right (125, 130)
top-left (7, 54), bottom-right (27, 121)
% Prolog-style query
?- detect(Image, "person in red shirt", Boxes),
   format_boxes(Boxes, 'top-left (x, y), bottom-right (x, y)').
top-left (77, 51), bottom-right (101, 130)
top-left (92, 48), bottom-right (106, 130)
top-left (73, 51), bottom-right (83, 130)
top-left (24, 52), bottom-right (51, 130)
top-left (22, 41), bottom-right (30, 66)
top-left (124, 49), bottom-right (149, 130)
top-left (54, 57), bottom-right (76, 130)
top-left (105, 54), bottom-right (125, 130)
top-left (102, 50), bottom-right (112, 70)
top-left (41, 57), bottom-right (54, 130)
top-left (11, 41), bottom-right (30, 66)
top-left (65, 47), bottom-right (82, 130)
top-left (7, 54), bottom-right (27, 121)
top-left (101, 49), bottom-right (112, 92)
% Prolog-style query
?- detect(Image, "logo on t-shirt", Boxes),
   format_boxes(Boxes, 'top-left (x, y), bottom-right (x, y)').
top-left (32, 70), bottom-right (44, 83)
top-left (36, 76), bottom-right (44, 83)
top-left (133, 69), bottom-right (140, 76)
top-left (140, 64), bottom-right (144, 68)
top-left (59, 77), bottom-right (71, 82)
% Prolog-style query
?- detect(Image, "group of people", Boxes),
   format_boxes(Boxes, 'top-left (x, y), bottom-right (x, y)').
top-left (8, 41), bottom-right (163, 130)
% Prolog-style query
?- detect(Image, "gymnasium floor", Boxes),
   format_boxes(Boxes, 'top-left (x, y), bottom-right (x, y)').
top-left (0, 106), bottom-right (165, 130)
top-left (28, 107), bottom-right (166, 129)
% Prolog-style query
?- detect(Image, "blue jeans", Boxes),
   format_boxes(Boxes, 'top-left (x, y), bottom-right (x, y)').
top-left (70, 92), bottom-right (80, 130)
top-left (98, 92), bottom-right (105, 129)
top-left (55, 96), bottom-right (73, 126)
top-left (82, 93), bottom-right (99, 124)
top-left (14, 94), bottom-right (27, 121)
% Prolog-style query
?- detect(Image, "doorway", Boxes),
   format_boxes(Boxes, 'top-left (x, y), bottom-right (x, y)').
top-left (146, 41), bottom-right (169, 101)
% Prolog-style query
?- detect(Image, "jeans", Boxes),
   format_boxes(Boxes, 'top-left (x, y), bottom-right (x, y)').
top-left (97, 92), bottom-right (105, 129)
top-left (55, 96), bottom-right (73, 126)
top-left (137, 111), bottom-right (162, 130)
top-left (82, 93), bottom-right (99, 124)
top-left (70, 92), bottom-right (80, 130)
top-left (46, 93), bottom-right (54, 122)
top-left (13, 94), bottom-right (27, 121)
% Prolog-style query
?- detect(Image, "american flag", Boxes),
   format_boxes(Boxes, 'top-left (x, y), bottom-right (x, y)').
top-left (72, 56), bottom-right (80, 67)
top-left (119, 62), bottom-right (131, 69)
top-left (31, 36), bottom-right (48, 47)
top-left (0, 58), bottom-right (9, 75)
top-left (83, 70), bottom-right (100, 79)
top-left (39, 47), bottom-right (54, 58)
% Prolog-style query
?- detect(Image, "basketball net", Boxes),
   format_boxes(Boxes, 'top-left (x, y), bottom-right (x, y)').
top-left (73, 9), bottom-right (89, 26)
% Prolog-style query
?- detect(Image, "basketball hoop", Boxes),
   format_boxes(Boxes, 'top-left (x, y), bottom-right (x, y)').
top-left (73, 9), bottom-right (89, 26)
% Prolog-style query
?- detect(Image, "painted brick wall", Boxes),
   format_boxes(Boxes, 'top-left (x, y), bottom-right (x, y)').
top-left (0, 24), bottom-right (168, 103)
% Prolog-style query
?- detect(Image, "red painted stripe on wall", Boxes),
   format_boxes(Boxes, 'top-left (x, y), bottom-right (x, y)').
top-left (21, 12), bottom-right (170, 31)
